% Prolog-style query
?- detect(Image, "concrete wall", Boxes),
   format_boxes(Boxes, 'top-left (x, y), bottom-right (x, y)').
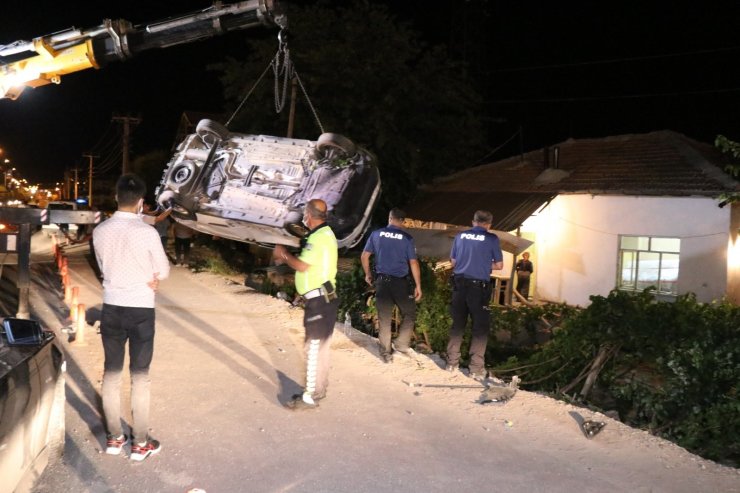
top-left (520, 195), bottom-right (731, 306)
top-left (727, 202), bottom-right (740, 304)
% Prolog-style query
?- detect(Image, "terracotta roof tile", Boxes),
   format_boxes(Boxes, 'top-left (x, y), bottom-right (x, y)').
top-left (406, 130), bottom-right (738, 228)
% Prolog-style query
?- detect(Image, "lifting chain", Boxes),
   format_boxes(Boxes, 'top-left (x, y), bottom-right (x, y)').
top-left (226, 29), bottom-right (325, 134)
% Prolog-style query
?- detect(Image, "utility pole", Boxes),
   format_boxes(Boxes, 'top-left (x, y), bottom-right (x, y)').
top-left (83, 153), bottom-right (98, 206)
top-left (73, 168), bottom-right (79, 200)
top-left (63, 169), bottom-right (71, 199)
top-left (112, 114), bottom-right (142, 174)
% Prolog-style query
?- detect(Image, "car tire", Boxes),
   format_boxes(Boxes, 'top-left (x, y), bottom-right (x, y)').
top-left (167, 160), bottom-right (197, 187)
top-left (285, 222), bottom-right (310, 238)
top-left (196, 119), bottom-right (229, 147)
top-left (317, 133), bottom-right (356, 157)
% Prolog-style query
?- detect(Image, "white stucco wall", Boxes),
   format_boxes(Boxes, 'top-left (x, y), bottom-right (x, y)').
top-left (520, 195), bottom-right (731, 306)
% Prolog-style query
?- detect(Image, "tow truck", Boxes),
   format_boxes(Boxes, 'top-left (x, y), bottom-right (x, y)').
top-left (0, 0), bottom-right (288, 318)
top-left (1, 0), bottom-right (380, 252)
top-left (0, 0), bottom-right (286, 99)
top-left (0, 4), bottom-right (289, 492)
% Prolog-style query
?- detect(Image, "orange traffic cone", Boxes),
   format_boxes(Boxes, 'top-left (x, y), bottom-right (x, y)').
top-left (75, 304), bottom-right (87, 345)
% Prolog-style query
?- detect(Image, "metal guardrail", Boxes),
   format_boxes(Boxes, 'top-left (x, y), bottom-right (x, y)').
top-left (0, 207), bottom-right (103, 318)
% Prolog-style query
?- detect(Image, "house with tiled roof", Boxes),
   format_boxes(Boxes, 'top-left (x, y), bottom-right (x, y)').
top-left (405, 130), bottom-right (740, 305)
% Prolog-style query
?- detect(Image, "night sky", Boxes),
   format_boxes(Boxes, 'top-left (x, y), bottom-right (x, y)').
top-left (1, 1), bottom-right (740, 184)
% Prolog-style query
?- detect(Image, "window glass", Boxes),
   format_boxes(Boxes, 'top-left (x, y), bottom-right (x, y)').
top-left (617, 236), bottom-right (680, 295)
top-left (620, 236), bottom-right (648, 250)
top-left (635, 252), bottom-right (660, 291)
top-left (651, 237), bottom-right (681, 253)
top-left (619, 251), bottom-right (637, 288)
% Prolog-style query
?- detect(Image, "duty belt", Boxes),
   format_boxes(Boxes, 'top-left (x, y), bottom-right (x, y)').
top-left (301, 287), bottom-right (327, 300)
top-left (376, 274), bottom-right (407, 282)
top-left (300, 285), bottom-right (337, 302)
top-left (455, 276), bottom-right (490, 288)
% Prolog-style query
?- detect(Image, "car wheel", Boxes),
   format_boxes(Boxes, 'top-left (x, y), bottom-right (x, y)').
top-left (317, 133), bottom-right (356, 157)
top-left (196, 119), bottom-right (229, 147)
top-left (285, 222), bottom-right (309, 238)
top-left (171, 206), bottom-right (197, 222)
top-left (168, 160), bottom-right (196, 187)
top-left (47, 368), bottom-right (66, 458)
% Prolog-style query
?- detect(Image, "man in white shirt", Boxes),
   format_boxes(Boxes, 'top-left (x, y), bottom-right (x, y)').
top-left (92, 174), bottom-right (170, 462)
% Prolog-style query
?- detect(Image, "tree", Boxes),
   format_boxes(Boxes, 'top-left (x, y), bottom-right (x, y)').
top-left (714, 135), bottom-right (740, 205)
top-left (131, 149), bottom-right (170, 204)
top-left (211, 0), bottom-right (486, 212)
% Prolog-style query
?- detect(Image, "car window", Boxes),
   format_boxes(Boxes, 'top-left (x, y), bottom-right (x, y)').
top-left (48, 203), bottom-right (75, 211)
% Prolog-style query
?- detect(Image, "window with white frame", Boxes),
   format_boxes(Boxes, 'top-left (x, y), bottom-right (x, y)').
top-left (618, 236), bottom-right (680, 295)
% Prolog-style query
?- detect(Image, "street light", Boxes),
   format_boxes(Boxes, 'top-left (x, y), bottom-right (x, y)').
top-left (2, 159), bottom-right (9, 189)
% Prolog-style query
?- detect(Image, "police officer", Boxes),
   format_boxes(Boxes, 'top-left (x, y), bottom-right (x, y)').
top-left (273, 199), bottom-right (338, 410)
top-left (361, 208), bottom-right (422, 363)
top-left (446, 210), bottom-right (503, 381)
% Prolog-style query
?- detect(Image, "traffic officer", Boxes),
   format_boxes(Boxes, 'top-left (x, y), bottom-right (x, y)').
top-left (446, 210), bottom-right (503, 381)
top-left (361, 208), bottom-right (422, 363)
top-left (273, 199), bottom-right (338, 410)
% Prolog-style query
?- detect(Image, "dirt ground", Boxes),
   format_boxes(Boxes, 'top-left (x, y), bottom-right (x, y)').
top-left (19, 233), bottom-right (740, 493)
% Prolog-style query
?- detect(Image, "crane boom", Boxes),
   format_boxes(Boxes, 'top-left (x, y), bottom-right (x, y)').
top-left (0, 0), bottom-right (286, 100)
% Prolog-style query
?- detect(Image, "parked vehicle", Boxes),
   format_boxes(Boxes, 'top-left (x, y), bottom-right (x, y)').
top-left (0, 318), bottom-right (65, 493)
top-left (41, 201), bottom-right (79, 237)
top-left (156, 120), bottom-right (381, 249)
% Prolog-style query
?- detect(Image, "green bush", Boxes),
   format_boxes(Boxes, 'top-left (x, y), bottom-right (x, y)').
top-left (414, 260), bottom-right (452, 353)
top-left (336, 258), bottom-right (374, 331)
top-left (492, 289), bottom-right (740, 466)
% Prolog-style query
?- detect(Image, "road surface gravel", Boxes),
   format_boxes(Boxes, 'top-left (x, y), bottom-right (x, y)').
top-left (20, 233), bottom-right (739, 493)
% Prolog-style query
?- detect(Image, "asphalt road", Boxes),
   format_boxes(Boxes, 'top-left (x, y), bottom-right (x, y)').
top-left (15, 232), bottom-right (740, 493)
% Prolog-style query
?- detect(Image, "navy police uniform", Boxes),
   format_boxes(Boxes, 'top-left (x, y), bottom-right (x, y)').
top-left (363, 225), bottom-right (418, 359)
top-left (447, 225), bottom-right (503, 375)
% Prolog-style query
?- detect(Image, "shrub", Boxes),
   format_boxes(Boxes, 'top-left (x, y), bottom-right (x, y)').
top-left (492, 289), bottom-right (740, 466)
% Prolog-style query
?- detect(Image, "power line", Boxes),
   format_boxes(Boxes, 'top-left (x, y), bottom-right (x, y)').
top-left (489, 86), bottom-right (740, 104)
top-left (485, 45), bottom-right (740, 74)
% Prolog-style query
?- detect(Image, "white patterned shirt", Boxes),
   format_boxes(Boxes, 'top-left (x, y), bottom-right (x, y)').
top-left (93, 211), bottom-right (170, 308)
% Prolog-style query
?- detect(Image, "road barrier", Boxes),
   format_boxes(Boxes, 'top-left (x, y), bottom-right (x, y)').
top-left (75, 304), bottom-right (87, 345)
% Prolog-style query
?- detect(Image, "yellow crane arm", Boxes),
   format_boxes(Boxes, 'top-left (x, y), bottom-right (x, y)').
top-left (0, 0), bottom-right (286, 100)
top-left (0, 39), bottom-right (99, 99)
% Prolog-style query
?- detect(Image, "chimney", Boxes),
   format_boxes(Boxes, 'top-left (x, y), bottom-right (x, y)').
top-left (543, 146), bottom-right (560, 169)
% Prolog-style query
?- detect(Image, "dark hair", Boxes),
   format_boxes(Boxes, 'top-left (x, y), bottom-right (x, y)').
top-left (389, 208), bottom-right (406, 221)
top-left (473, 210), bottom-right (493, 225)
top-left (116, 174), bottom-right (146, 207)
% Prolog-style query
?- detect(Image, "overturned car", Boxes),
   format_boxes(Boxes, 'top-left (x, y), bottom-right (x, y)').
top-left (156, 120), bottom-right (381, 249)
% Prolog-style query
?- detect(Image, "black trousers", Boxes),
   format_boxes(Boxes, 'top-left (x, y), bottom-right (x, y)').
top-left (517, 275), bottom-right (531, 299)
top-left (446, 277), bottom-right (492, 374)
top-left (302, 296), bottom-right (339, 400)
top-left (174, 237), bottom-right (191, 263)
top-left (375, 275), bottom-right (416, 356)
top-left (100, 304), bottom-right (155, 441)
